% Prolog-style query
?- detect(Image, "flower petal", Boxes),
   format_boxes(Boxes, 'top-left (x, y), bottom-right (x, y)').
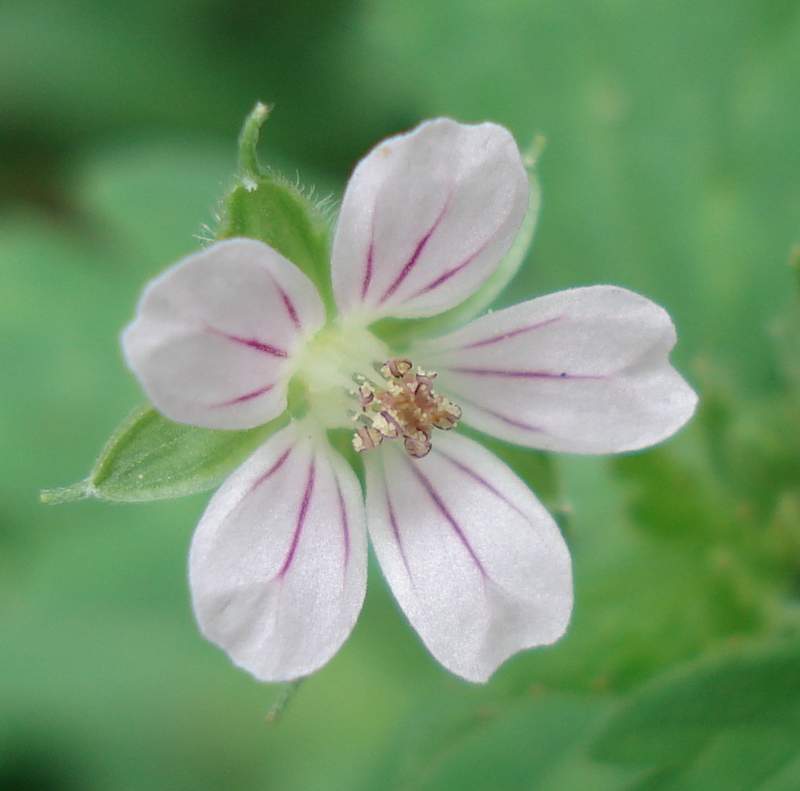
top-left (365, 432), bottom-right (572, 683)
top-left (416, 286), bottom-right (698, 454)
top-left (122, 238), bottom-right (325, 429)
top-left (331, 118), bottom-right (529, 321)
top-left (189, 423), bottom-right (367, 682)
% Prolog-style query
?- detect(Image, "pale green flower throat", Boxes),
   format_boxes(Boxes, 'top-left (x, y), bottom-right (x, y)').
top-left (291, 321), bottom-right (462, 459)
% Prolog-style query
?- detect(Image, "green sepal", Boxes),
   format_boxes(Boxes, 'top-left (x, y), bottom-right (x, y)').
top-left (372, 149), bottom-right (542, 349)
top-left (216, 103), bottom-right (334, 312)
top-left (41, 406), bottom-right (287, 504)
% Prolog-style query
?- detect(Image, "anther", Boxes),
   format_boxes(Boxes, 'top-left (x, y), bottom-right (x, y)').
top-left (374, 410), bottom-right (402, 439)
top-left (357, 383), bottom-right (375, 407)
top-left (351, 357), bottom-right (462, 459)
top-left (382, 358), bottom-right (413, 378)
top-left (433, 401), bottom-right (462, 429)
top-left (353, 426), bottom-right (383, 453)
top-left (404, 432), bottom-right (432, 458)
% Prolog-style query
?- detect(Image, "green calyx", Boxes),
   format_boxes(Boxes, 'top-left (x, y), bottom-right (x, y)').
top-left (41, 407), bottom-right (287, 504)
top-left (217, 102), bottom-right (335, 314)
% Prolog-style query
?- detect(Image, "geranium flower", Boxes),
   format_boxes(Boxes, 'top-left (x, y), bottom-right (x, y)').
top-left (122, 119), bottom-right (697, 683)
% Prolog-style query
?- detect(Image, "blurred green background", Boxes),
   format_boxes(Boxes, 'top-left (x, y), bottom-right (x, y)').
top-left (2, 1), bottom-right (800, 789)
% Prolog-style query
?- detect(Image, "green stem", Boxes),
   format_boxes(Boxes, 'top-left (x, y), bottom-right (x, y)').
top-left (265, 680), bottom-right (303, 725)
top-left (40, 480), bottom-right (92, 505)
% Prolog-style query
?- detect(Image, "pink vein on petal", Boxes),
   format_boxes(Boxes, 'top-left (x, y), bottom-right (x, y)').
top-left (382, 466), bottom-right (412, 581)
top-left (406, 460), bottom-right (488, 579)
top-left (378, 199), bottom-right (450, 305)
top-left (277, 284), bottom-right (302, 331)
top-left (277, 457), bottom-right (316, 579)
top-left (264, 272), bottom-right (302, 331)
top-left (478, 407), bottom-right (546, 433)
top-left (361, 237), bottom-right (375, 301)
top-left (444, 392), bottom-right (547, 435)
top-left (435, 447), bottom-right (528, 521)
top-left (247, 445), bottom-right (294, 496)
top-left (206, 326), bottom-right (287, 358)
top-left (445, 366), bottom-right (603, 380)
top-left (210, 383), bottom-right (275, 408)
top-left (456, 315), bottom-right (563, 350)
top-left (410, 234), bottom-right (493, 298)
top-left (333, 473), bottom-right (351, 573)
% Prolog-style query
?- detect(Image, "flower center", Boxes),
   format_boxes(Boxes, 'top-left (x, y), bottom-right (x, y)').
top-left (291, 321), bottom-right (389, 429)
top-left (292, 324), bottom-right (462, 457)
top-left (351, 358), bottom-right (462, 459)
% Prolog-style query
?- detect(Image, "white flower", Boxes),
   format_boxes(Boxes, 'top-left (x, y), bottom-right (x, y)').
top-left (122, 119), bottom-right (697, 683)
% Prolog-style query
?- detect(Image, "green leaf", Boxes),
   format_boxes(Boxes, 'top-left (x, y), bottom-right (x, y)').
top-left (591, 639), bottom-right (800, 790)
top-left (770, 250), bottom-right (800, 391)
top-left (41, 407), bottom-right (286, 504)
top-left (373, 162), bottom-right (542, 349)
top-left (216, 103), bottom-right (334, 311)
top-left (360, 688), bottom-right (638, 791)
top-left (500, 437), bottom-right (788, 696)
top-left (789, 243), bottom-right (800, 292)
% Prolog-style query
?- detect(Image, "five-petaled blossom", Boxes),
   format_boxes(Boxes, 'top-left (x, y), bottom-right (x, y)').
top-left (122, 119), bottom-right (697, 683)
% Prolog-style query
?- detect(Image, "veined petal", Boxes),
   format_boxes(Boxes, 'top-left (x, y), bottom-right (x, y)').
top-left (415, 286), bottom-right (697, 454)
top-left (122, 238), bottom-right (325, 430)
top-left (365, 432), bottom-right (572, 683)
top-left (331, 118), bottom-right (529, 321)
top-left (189, 423), bottom-right (367, 682)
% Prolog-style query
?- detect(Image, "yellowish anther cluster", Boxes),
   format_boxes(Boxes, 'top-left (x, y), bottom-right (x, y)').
top-left (352, 358), bottom-right (462, 459)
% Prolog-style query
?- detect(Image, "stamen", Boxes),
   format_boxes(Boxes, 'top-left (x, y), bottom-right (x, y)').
top-left (382, 358), bottom-right (413, 378)
top-left (351, 358), bottom-right (462, 459)
top-left (353, 426), bottom-right (384, 453)
top-left (432, 401), bottom-right (462, 430)
top-left (357, 383), bottom-right (375, 407)
top-left (404, 431), bottom-right (431, 459)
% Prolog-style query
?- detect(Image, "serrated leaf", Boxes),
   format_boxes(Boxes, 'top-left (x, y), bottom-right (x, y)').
top-left (216, 103), bottom-right (333, 310)
top-left (42, 407), bottom-right (285, 503)
top-left (591, 640), bottom-right (800, 790)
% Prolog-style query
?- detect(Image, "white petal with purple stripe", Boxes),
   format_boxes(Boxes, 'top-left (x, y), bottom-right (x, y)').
top-left (331, 118), bottom-right (529, 321)
top-left (122, 238), bottom-right (325, 430)
top-left (189, 424), bottom-right (367, 682)
top-left (415, 286), bottom-right (698, 454)
top-left (365, 432), bottom-right (572, 683)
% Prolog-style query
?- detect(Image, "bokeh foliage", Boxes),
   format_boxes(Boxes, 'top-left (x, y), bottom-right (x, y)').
top-left (2, 1), bottom-right (799, 789)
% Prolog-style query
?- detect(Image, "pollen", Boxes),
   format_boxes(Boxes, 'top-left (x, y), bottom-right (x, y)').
top-left (351, 358), bottom-right (462, 459)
